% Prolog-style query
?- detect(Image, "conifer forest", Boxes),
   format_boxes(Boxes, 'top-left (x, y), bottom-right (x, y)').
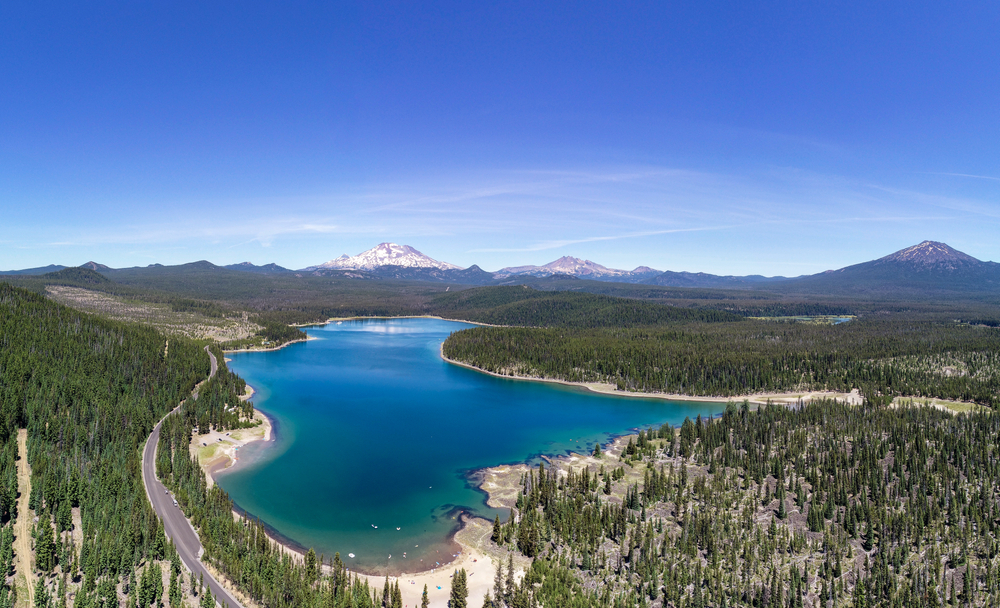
top-left (2, 274), bottom-right (1000, 607)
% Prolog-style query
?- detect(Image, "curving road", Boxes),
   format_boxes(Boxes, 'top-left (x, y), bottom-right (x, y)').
top-left (142, 346), bottom-right (244, 608)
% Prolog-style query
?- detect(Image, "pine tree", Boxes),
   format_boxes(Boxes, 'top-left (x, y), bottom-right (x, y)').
top-left (33, 578), bottom-right (50, 608)
top-left (169, 567), bottom-right (181, 607)
top-left (306, 548), bottom-right (318, 584)
top-left (449, 568), bottom-right (468, 608)
top-left (421, 583), bottom-right (429, 608)
top-left (505, 555), bottom-right (515, 603)
top-left (391, 580), bottom-right (402, 608)
top-left (491, 515), bottom-right (502, 543)
top-left (200, 585), bottom-right (215, 608)
top-left (35, 519), bottom-right (56, 573)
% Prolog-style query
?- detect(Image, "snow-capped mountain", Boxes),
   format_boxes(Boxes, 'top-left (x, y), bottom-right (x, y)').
top-left (304, 243), bottom-right (462, 271)
top-left (496, 256), bottom-right (660, 281)
top-left (872, 240), bottom-right (981, 270)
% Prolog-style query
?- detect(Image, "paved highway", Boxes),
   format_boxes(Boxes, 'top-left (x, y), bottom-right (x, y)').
top-left (142, 346), bottom-right (244, 608)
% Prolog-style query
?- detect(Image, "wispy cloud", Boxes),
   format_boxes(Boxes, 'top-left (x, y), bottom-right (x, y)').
top-left (470, 226), bottom-right (739, 253)
top-left (927, 172), bottom-right (1000, 182)
top-left (5, 161), bottom-right (999, 272)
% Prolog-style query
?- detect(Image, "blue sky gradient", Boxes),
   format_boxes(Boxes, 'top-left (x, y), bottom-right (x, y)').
top-left (2, 2), bottom-right (998, 274)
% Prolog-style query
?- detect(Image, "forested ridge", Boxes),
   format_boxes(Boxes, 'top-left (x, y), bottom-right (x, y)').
top-left (0, 282), bottom-right (211, 606)
top-left (486, 400), bottom-right (1000, 607)
top-left (443, 318), bottom-right (1000, 406)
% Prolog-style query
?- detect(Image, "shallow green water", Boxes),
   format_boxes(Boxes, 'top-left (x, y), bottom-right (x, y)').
top-left (221, 318), bottom-right (724, 575)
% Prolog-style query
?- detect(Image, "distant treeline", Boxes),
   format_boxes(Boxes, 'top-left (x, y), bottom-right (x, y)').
top-left (6, 264), bottom-right (1000, 329)
top-left (168, 298), bottom-right (229, 318)
top-left (429, 287), bottom-right (742, 327)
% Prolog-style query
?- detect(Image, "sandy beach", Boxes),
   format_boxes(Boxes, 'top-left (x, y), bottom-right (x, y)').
top-left (191, 385), bottom-right (273, 489)
top-left (350, 517), bottom-right (510, 608)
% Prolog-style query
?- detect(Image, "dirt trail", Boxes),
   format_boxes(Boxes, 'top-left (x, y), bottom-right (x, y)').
top-left (14, 429), bottom-right (34, 607)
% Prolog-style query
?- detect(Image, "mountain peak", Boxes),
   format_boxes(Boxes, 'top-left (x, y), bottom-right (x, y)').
top-left (80, 261), bottom-right (110, 271)
top-left (542, 256), bottom-right (616, 275)
top-left (878, 241), bottom-right (980, 267)
top-left (306, 243), bottom-right (462, 271)
top-left (496, 256), bottom-right (662, 281)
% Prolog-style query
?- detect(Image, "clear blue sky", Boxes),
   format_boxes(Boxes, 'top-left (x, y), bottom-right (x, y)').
top-left (2, 2), bottom-right (998, 274)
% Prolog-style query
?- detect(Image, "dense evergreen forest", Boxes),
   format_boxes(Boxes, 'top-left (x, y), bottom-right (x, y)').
top-left (4, 274), bottom-right (1000, 607)
top-left (429, 287), bottom-right (742, 327)
top-left (0, 282), bottom-right (420, 607)
top-left (12, 268), bottom-right (999, 330)
top-left (0, 282), bottom-right (210, 606)
top-left (488, 400), bottom-right (1000, 607)
top-left (443, 317), bottom-right (1000, 407)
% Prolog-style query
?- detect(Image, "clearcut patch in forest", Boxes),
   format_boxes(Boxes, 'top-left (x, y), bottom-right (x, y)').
top-left (45, 286), bottom-right (260, 342)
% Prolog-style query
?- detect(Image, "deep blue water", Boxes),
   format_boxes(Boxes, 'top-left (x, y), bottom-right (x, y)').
top-left (221, 318), bottom-right (724, 574)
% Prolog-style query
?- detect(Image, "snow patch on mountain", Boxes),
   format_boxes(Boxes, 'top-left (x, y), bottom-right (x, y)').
top-left (305, 243), bottom-right (462, 271)
top-left (496, 256), bottom-right (659, 279)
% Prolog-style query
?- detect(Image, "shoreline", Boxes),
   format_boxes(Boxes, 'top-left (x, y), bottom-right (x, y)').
top-left (190, 380), bottom-right (497, 583)
top-left (295, 314), bottom-right (507, 329)
top-left (439, 345), bottom-right (866, 406)
top-left (223, 335), bottom-right (317, 354)
top-left (196, 318), bottom-right (986, 604)
top-left (200, 319), bottom-right (864, 599)
top-left (192, 386), bottom-right (274, 490)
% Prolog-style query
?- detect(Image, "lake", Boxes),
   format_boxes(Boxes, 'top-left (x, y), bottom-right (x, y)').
top-left (221, 318), bottom-right (725, 575)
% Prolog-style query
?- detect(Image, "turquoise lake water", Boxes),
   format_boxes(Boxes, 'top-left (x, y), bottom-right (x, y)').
top-left (221, 318), bottom-right (725, 575)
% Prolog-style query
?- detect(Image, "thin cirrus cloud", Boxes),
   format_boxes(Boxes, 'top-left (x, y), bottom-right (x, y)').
top-left (5, 162), bottom-right (998, 271)
top-left (927, 172), bottom-right (1000, 182)
top-left (470, 213), bottom-right (957, 256)
top-left (470, 226), bottom-right (740, 253)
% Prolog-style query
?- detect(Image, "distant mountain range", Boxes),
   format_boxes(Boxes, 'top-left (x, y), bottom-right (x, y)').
top-left (299, 243), bottom-right (793, 287)
top-left (4, 240), bottom-right (999, 295)
top-left (0, 264), bottom-right (68, 275)
top-left (223, 262), bottom-right (292, 274)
